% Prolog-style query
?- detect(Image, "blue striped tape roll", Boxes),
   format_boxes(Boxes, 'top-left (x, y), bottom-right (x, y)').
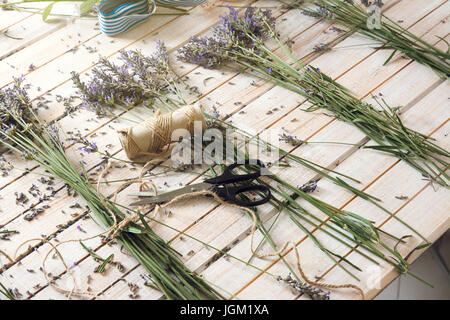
top-left (98, 0), bottom-right (157, 35)
top-left (98, 0), bottom-right (207, 36)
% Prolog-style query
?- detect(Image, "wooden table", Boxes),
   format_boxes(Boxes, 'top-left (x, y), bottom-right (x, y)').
top-left (0, 0), bottom-right (448, 300)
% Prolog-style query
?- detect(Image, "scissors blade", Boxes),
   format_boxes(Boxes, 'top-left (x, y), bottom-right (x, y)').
top-left (129, 182), bottom-right (213, 206)
top-left (129, 187), bottom-right (180, 197)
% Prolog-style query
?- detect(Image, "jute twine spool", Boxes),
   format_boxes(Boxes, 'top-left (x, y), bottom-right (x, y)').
top-left (118, 105), bottom-right (206, 160)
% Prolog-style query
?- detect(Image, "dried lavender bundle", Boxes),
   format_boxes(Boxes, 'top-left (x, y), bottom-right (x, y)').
top-left (72, 41), bottom-right (186, 117)
top-left (178, 7), bottom-right (450, 188)
top-left (0, 79), bottom-right (223, 300)
top-left (303, 0), bottom-right (450, 78)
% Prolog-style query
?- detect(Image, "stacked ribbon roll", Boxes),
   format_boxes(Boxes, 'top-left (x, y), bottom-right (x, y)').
top-left (98, 0), bottom-right (207, 36)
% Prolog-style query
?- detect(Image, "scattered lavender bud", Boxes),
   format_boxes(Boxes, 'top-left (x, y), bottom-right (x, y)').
top-left (298, 180), bottom-right (318, 193)
top-left (279, 133), bottom-right (304, 146)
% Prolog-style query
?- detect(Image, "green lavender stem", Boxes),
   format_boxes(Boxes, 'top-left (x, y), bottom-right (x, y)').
top-left (0, 282), bottom-right (15, 300)
top-left (303, 0), bottom-right (450, 78)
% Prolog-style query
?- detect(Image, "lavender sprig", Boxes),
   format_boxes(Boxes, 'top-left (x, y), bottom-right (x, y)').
top-left (278, 274), bottom-right (330, 300)
top-left (298, 180), bottom-right (318, 193)
top-left (76, 137), bottom-right (98, 154)
top-left (279, 133), bottom-right (304, 147)
top-left (0, 76), bottom-right (37, 136)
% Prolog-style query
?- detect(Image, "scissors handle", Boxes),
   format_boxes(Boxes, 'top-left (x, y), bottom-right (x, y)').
top-left (204, 159), bottom-right (266, 185)
top-left (214, 184), bottom-right (271, 207)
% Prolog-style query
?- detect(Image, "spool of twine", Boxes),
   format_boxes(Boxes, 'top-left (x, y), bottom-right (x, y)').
top-left (118, 105), bottom-right (206, 160)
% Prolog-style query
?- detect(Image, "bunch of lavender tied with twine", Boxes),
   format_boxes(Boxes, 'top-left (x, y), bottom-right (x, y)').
top-left (0, 77), bottom-right (223, 300)
top-left (178, 7), bottom-right (450, 188)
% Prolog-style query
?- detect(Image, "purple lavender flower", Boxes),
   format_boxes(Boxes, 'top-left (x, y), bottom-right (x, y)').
top-left (177, 36), bottom-right (226, 69)
top-left (298, 180), bottom-right (318, 193)
top-left (119, 43), bottom-right (170, 80)
top-left (302, 88), bottom-right (313, 96)
top-left (177, 7), bottom-right (275, 69)
top-left (45, 123), bottom-right (64, 148)
top-left (1, 0), bottom-right (12, 11)
top-left (302, 5), bottom-right (333, 19)
top-left (0, 76), bottom-right (36, 138)
top-left (279, 133), bottom-right (304, 146)
top-left (280, 273), bottom-right (330, 300)
top-left (77, 138), bottom-right (98, 154)
top-left (361, 0), bottom-right (384, 8)
top-left (71, 42), bottom-right (174, 117)
top-left (313, 43), bottom-right (331, 53)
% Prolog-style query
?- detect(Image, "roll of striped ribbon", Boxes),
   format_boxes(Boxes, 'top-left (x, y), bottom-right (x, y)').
top-left (98, 0), bottom-right (207, 36)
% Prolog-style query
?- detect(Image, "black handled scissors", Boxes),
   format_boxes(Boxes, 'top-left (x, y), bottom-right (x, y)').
top-left (128, 159), bottom-right (271, 207)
